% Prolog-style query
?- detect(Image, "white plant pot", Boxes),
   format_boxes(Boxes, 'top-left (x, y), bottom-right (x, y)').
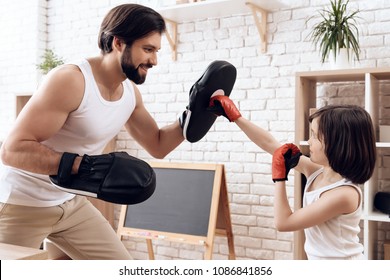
top-left (329, 48), bottom-right (354, 70)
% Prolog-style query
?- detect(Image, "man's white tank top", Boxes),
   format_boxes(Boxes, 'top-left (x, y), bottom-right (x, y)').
top-left (303, 168), bottom-right (364, 259)
top-left (0, 59), bottom-right (136, 207)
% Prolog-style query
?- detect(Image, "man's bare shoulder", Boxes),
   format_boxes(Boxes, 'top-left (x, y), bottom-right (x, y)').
top-left (50, 63), bottom-right (83, 83)
top-left (41, 63), bottom-right (84, 91)
top-left (35, 64), bottom-right (86, 111)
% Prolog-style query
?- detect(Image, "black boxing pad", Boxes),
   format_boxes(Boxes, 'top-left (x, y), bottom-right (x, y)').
top-left (181, 60), bottom-right (237, 142)
top-left (50, 152), bottom-right (156, 205)
top-left (374, 192), bottom-right (390, 215)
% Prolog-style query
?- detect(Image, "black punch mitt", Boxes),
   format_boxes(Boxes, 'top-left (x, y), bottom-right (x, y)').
top-left (49, 152), bottom-right (156, 205)
top-left (180, 60), bottom-right (237, 142)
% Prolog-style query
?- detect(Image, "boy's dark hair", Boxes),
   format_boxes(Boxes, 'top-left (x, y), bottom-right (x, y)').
top-left (98, 4), bottom-right (166, 53)
top-left (309, 105), bottom-right (376, 184)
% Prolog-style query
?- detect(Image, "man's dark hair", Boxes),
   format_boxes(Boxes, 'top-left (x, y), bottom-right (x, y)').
top-left (309, 104), bottom-right (377, 184)
top-left (98, 4), bottom-right (166, 53)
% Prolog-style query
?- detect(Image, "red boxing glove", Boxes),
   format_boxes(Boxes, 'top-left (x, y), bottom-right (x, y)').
top-left (207, 95), bottom-right (242, 122)
top-left (272, 143), bottom-right (302, 182)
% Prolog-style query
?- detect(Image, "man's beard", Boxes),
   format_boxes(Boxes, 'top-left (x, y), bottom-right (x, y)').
top-left (121, 49), bottom-right (151, 85)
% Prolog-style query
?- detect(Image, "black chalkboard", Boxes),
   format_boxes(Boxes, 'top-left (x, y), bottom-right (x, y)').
top-left (123, 166), bottom-right (216, 237)
top-left (117, 162), bottom-right (236, 260)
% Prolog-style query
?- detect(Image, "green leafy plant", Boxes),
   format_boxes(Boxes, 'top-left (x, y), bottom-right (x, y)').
top-left (307, 0), bottom-right (361, 63)
top-left (37, 49), bottom-right (64, 74)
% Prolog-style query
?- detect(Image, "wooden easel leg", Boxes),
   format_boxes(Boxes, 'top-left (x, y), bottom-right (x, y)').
top-left (226, 232), bottom-right (236, 260)
top-left (221, 169), bottom-right (236, 260)
top-left (204, 244), bottom-right (213, 260)
top-left (146, 239), bottom-right (155, 260)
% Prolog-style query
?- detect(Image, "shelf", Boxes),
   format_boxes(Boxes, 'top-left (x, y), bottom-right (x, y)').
top-left (296, 67), bottom-right (390, 82)
top-left (16, 92), bottom-right (33, 96)
top-left (295, 68), bottom-right (390, 260)
top-left (300, 141), bottom-right (390, 149)
top-left (16, 93), bottom-right (32, 116)
top-left (157, 0), bottom-right (290, 59)
top-left (364, 212), bottom-right (390, 223)
top-left (158, 0), bottom-right (289, 22)
top-left (376, 142), bottom-right (390, 148)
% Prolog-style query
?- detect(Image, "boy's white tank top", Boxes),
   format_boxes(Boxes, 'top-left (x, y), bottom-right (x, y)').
top-left (303, 168), bottom-right (364, 259)
top-left (0, 59), bottom-right (136, 207)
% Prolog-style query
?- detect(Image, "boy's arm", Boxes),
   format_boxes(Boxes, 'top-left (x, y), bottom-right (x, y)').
top-left (208, 95), bottom-right (320, 178)
top-left (208, 95), bottom-right (281, 154)
top-left (235, 117), bottom-right (281, 155)
top-left (272, 144), bottom-right (301, 231)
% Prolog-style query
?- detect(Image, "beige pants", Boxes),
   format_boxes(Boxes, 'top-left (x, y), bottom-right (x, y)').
top-left (0, 196), bottom-right (132, 260)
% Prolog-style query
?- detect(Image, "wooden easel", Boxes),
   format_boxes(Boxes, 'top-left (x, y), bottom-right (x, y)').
top-left (214, 166), bottom-right (235, 260)
top-left (117, 162), bottom-right (235, 260)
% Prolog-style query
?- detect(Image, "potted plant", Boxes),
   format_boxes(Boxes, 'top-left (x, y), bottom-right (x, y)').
top-left (37, 49), bottom-right (64, 74)
top-left (307, 0), bottom-right (361, 68)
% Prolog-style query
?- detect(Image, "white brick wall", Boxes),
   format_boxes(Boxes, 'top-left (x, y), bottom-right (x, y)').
top-left (1, 0), bottom-right (390, 259)
top-left (0, 0), bottom-right (47, 138)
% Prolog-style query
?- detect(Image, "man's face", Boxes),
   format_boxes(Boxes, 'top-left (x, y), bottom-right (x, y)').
top-left (120, 32), bottom-right (161, 84)
top-left (121, 48), bottom-right (147, 84)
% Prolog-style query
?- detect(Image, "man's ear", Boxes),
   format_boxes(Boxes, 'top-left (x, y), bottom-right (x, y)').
top-left (112, 37), bottom-right (125, 52)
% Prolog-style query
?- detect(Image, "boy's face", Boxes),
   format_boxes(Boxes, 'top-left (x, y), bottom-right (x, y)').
top-left (121, 32), bottom-right (161, 84)
top-left (308, 117), bottom-right (328, 166)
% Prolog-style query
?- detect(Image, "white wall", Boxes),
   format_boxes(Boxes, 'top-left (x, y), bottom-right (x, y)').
top-left (1, 0), bottom-right (390, 259)
top-left (0, 0), bottom-right (47, 139)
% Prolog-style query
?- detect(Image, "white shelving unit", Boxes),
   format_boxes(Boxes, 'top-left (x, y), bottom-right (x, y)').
top-left (156, 0), bottom-right (290, 59)
top-left (157, 0), bottom-right (289, 22)
top-left (294, 68), bottom-right (390, 260)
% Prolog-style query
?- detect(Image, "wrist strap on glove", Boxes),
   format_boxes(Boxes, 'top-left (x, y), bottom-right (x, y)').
top-left (56, 152), bottom-right (79, 185)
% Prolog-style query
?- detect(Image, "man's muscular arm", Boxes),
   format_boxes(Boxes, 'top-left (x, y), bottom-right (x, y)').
top-left (125, 86), bottom-right (184, 159)
top-left (0, 66), bottom-right (84, 175)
